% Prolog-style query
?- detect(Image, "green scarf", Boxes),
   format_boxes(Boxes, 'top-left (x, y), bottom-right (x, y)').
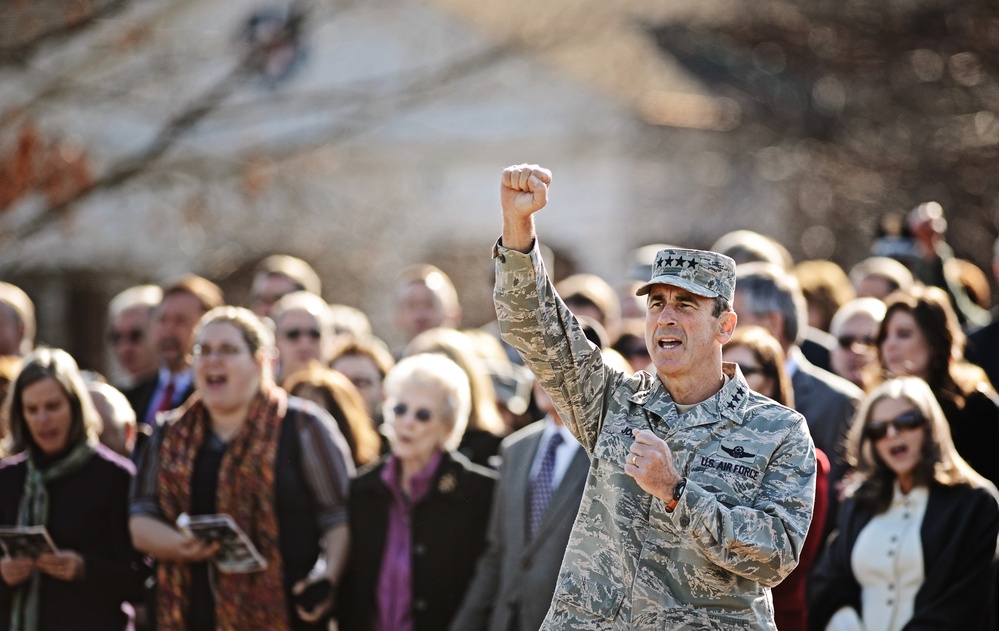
top-left (10, 438), bottom-right (97, 631)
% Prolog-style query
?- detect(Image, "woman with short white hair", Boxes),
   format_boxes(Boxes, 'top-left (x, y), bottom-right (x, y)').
top-left (339, 353), bottom-right (497, 631)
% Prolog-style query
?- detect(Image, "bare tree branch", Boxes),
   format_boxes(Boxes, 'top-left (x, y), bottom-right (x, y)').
top-left (0, 0), bottom-right (133, 68)
top-left (0, 28), bottom-right (513, 254)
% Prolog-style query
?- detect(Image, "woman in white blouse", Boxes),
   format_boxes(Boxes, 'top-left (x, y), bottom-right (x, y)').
top-left (808, 376), bottom-right (999, 631)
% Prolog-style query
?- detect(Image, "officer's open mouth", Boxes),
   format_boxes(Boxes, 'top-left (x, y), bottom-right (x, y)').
top-left (657, 338), bottom-right (681, 349)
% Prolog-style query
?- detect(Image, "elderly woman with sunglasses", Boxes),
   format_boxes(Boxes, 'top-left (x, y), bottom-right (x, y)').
top-left (129, 306), bottom-right (354, 630)
top-left (338, 353), bottom-right (497, 631)
top-left (808, 377), bottom-right (999, 631)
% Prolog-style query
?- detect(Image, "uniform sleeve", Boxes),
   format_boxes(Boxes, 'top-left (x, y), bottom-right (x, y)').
top-left (493, 239), bottom-right (624, 453)
top-left (296, 411), bottom-right (354, 532)
top-left (666, 417), bottom-right (817, 588)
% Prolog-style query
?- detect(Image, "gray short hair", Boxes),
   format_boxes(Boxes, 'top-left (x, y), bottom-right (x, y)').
top-left (734, 263), bottom-right (807, 347)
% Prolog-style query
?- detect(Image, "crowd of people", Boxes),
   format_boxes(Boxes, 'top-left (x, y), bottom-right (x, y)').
top-left (0, 168), bottom-right (997, 630)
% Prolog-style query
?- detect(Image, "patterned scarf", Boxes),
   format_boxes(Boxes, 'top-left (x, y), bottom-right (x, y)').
top-left (155, 386), bottom-right (289, 631)
top-left (11, 438), bottom-right (97, 631)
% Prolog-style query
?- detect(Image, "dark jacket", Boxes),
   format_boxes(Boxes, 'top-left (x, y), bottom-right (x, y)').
top-left (0, 445), bottom-right (144, 631)
top-left (937, 388), bottom-right (999, 488)
top-left (791, 353), bottom-right (863, 542)
top-left (124, 373), bottom-right (196, 462)
top-left (808, 482), bottom-right (999, 631)
top-left (339, 450), bottom-right (497, 631)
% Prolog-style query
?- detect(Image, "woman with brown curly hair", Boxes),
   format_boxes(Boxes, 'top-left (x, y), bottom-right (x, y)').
top-left (876, 285), bottom-right (999, 486)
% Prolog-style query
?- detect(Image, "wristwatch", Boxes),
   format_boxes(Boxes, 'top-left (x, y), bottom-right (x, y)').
top-left (664, 478), bottom-right (686, 513)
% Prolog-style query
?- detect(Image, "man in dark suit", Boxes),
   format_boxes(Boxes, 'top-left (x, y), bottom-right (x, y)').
top-left (451, 379), bottom-right (589, 631)
top-left (125, 274), bottom-right (223, 459)
top-left (732, 263), bottom-right (862, 539)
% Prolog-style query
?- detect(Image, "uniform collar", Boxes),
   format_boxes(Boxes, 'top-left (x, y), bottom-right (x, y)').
top-left (629, 363), bottom-right (752, 430)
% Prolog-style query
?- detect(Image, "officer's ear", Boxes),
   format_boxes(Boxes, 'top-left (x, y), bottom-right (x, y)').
top-left (718, 311), bottom-right (737, 342)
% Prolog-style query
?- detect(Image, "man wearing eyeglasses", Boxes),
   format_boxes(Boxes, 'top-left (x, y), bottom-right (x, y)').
top-left (125, 275), bottom-right (224, 461)
top-left (828, 297), bottom-right (888, 392)
top-left (493, 164), bottom-right (815, 630)
top-left (108, 284), bottom-right (163, 388)
top-left (271, 291), bottom-right (336, 384)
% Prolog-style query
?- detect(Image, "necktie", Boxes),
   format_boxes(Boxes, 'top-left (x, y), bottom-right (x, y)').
top-left (528, 433), bottom-right (563, 537)
top-left (153, 378), bottom-right (176, 421)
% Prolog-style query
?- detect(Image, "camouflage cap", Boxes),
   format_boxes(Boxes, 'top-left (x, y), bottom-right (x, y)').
top-left (635, 248), bottom-right (736, 303)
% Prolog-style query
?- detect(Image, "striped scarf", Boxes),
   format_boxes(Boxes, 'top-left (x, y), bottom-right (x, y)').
top-left (10, 438), bottom-right (97, 631)
top-left (155, 386), bottom-right (289, 631)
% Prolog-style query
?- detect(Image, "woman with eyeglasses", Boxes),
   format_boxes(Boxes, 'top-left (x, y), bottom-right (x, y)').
top-left (876, 285), bottom-right (999, 487)
top-left (808, 377), bottom-right (999, 631)
top-left (129, 306), bottom-right (354, 630)
top-left (0, 348), bottom-right (144, 631)
top-left (404, 328), bottom-right (507, 467)
top-left (723, 326), bottom-right (829, 631)
top-left (338, 353), bottom-right (497, 631)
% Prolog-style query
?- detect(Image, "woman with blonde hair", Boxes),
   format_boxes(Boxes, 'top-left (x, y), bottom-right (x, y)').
top-left (809, 377), bottom-right (999, 631)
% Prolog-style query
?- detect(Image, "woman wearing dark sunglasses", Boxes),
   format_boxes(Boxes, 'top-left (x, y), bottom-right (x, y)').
top-left (809, 377), bottom-right (999, 631)
top-left (338, 353), bottom-right (497, 631)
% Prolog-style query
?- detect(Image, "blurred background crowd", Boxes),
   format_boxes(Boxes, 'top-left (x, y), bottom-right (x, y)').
top-left (3, 0), bottom-right (999, 629)
top-left (0, 215), bottom-right (997, 629)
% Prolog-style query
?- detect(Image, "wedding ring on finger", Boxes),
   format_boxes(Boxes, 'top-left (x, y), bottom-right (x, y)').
top-left (630, 455), bottom-right (638, 466)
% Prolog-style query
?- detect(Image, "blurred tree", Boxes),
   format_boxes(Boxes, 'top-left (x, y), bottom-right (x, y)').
top-left (649, 1), bottom-right (999, 274)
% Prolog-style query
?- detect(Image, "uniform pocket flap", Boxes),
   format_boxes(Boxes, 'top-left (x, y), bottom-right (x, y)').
top-left (662, 608), bottom-right (750, 630)
top-left (553, 571), bottom-right (625, 621)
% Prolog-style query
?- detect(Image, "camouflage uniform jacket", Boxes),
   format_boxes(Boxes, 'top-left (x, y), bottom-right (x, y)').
top-left (493, 241), bottom-right (816, 631)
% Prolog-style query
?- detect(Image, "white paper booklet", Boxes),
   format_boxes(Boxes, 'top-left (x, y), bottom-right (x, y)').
top-left (0, 525), bottom-right (59, 559)
top-left (176, 513), bottom-right (268, 574)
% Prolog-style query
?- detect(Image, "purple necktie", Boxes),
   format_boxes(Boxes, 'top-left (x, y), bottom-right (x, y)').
top-left (528, 433), bottom-right (563, 537)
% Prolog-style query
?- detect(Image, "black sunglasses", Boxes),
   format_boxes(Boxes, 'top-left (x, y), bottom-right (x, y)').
top-left (283, 328), bottom-right (321, 341)
top-left (838, 335), bottom-right (876, 350)
top-left (738, 364), bottom-right (766, 377)
top-left (865, 411), bottom-right (925, 440)
top-left (392, 403), bottom-right (433, 422)
top-left (109, 328), bottom-right (145, 345)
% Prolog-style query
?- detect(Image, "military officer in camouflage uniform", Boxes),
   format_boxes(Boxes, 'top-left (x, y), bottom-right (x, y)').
top-left (492, 164), bottom-right (816, 630)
